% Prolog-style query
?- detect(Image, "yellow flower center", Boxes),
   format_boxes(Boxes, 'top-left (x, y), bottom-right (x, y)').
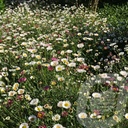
top-left (57, 67), bottom-right (62, 71)
top-left (64, 103), bottom-right (69, 107)
top-left (56, 126), bottom-right (61, 128)
top-left (22, 125), bottom-right (27, 128)
top-left (81, 114), bottom-right (86, 118)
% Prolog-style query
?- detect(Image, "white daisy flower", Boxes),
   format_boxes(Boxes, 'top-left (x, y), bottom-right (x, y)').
top-left (8, 91), bottom-right (17, 96)
top-left (76, 57), bottom-right (85, 62)
top-left (53, 124), bottom-right (65, 128)
top-left (57, 101), bottom-right (63, 107)
top-left (35, 105), bottom-right (43, 111)
top-left (12, 83), bottom-right (19, 91)
top-left (35, 55), bottom-right (41, 59)
top-left (55, 65), bottom-right (65, 72)
top-left (62, 101), bottom-right (71, 109)
top-left (125, 113), bottom-right (128, 119)
top-left (30, 98), bottom-right (39, 105)
top-left (92, 92), bottom-right (101, 98)
top-left (52, 114), bottom-right (61, 121)
top-left (57, 77), bottom-right (65, 81)
top-left (99, 73), bottom-right (109, 78)
top-left (113, 115), bottom-right (120, 122)
top-left (120, 71), bottom-right (128, 77)
top-left (77, 69), bottom-right (86, 73)
top-left (19, 123), bottom-right (29, 128)
top-left (68, 62), bottom-right (76, 67)
top-left (90, 113), bottom-right (97, 119)
top-left (77, 43), bottom-right (84, 48)
top-left (61, 58), bottom-right (69, 65)
top-left (25, 94), bottom-right (31, 101)
top-left (51, 61), bottom-right (59, 66)
top-left (28, 115), bottom-right (36, 122)
top-left (78, 112), bottom-right (87, 119)
top-left (18, 89), bottom-right (25, 94)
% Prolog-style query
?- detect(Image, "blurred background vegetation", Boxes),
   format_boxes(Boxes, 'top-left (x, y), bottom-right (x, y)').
top-left (0, 0), bottom-right (128, 11)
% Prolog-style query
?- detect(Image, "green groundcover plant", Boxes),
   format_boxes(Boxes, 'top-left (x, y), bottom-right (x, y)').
top-left (0, 0), bottom-right (5, 11)
top-left (0, 2), bottom-right (128, 128)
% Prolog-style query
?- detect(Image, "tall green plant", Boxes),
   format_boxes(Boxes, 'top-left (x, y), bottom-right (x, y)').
top-left (0, 0), bottom-right (5, 11)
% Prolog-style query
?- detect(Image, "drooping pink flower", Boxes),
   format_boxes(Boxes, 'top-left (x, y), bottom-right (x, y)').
top-left (43, 86), bottom-right (50, 91)
top-left (37, 65), bottom-right (42, 70)
top-left (61, 111), bottom-right (68, 117)
top-left (18, 77), bottom-right (27, 83)
top-left (48, 66), bottom-right (54, 71)
top-left (124, 86), bottom-right (128, 91)
top-left (93, 110), bottom-right (100, 115)
top-left (20, 70), bottom-right (25, 75)
top-left (16, 95), bottom-right (24, 101)
top-left (0, 39), bottom-right (3, 43)
top-left (51, 57), bottom-right (58, 61)
top-left (57, 51), bottom-right (61, 54)
top-left (7, 99), bottom-right (13, 107)
top-left (78, 64), bottom-right (89, 70)
top-left (111, 86), bottom-right (119, 92)
top-left (38, 125), bottom-right (47, 128)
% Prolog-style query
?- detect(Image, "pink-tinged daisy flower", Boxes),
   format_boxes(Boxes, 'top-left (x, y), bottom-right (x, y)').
top-left (37, 112), bottom-right (45, 119)
top-left (93, 110), bottom-right (100, 115)
top-left (78, 64), bottom-right (89, 70)
top-left (111, 86), bottom-right (119, 92)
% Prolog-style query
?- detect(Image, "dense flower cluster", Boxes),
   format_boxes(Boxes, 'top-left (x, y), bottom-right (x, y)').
top-left (0, 2), bottom-right (128, 128)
